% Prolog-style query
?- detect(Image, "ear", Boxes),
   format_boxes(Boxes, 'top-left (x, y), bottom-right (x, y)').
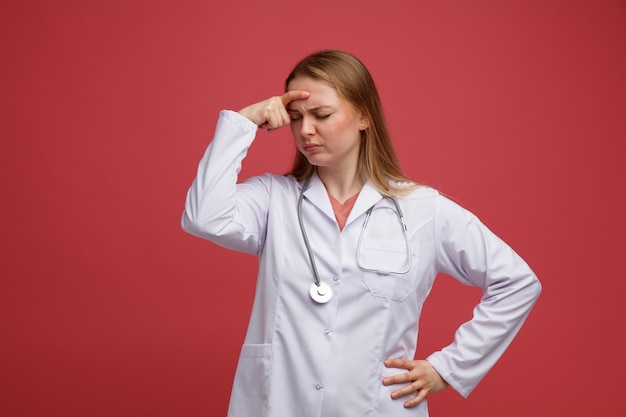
top-left (358, 114), bottom-right (369, 131)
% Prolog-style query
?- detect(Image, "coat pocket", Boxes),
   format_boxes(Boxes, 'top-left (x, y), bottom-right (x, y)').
top-left (360, 240), bottom-right (419, 301)
top-left (227, 344), bottom-right (272, 417)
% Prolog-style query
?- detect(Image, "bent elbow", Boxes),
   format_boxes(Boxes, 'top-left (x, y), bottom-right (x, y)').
top-left (530, 275), bottom-right (542, 301)
top-left (180, 208), bottom-right (241, 243)
top-left (517, 273), bottom-right (542, 311)
top-left (181, 210), bottom-right (199, 235)
top-left (180, 209), bottom-right (214, 239)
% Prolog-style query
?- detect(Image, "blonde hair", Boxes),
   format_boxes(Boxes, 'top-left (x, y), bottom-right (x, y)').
top-left (285, 49), bottom-right (417, 197)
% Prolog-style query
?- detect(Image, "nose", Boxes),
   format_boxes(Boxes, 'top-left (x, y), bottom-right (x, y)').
top-left (300, 115), bottom-right (315, 136)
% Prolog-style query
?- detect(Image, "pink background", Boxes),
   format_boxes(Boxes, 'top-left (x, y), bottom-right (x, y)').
top-left (1, 1), bottom-right (625, 416)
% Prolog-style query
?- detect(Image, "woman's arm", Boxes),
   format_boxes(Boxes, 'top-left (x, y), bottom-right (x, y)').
top-left (181, 110), bottom-right (265, 254)
top-left (181, 91), bottom-right (310, 254)
top-left (427, 194), bottom-right (542, 398)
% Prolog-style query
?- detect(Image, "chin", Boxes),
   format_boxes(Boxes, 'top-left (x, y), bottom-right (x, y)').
top-left (306, 157), bottom-right (329, 168)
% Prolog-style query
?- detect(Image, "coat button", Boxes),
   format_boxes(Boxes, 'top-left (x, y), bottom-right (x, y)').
top-left (315, 383), bottom-right (323, 390)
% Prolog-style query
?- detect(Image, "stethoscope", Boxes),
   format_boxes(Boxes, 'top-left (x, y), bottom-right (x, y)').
top-left (297, 172), bottom-right (412, 304)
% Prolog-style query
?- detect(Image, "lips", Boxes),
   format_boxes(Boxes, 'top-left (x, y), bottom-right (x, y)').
top-left (303, 144), bottom-right (321, 153)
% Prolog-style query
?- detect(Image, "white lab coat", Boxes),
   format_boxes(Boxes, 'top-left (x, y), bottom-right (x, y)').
top-left (182, 110), bottom-right (541, 417)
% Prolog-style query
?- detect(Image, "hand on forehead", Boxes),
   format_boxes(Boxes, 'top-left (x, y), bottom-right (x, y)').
top-left (285, 77), bottom-right (340, 112)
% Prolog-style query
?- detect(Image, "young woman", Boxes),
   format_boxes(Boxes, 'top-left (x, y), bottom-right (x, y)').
top-left (182, 50), bottom-right (541, 417)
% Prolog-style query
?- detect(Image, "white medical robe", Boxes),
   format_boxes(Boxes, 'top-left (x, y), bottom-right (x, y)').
top-left (182, 110), bottom-right (541, 417)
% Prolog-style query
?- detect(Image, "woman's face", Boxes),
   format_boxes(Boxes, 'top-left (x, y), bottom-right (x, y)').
top-left (286, 76), bottom-right (367, 173)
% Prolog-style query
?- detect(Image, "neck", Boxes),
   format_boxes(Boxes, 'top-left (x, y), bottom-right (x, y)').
top-left (317, 166), bottom-right (363, 204)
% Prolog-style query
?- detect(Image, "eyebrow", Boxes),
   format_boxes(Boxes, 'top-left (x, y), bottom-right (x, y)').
top-left (287, 105), bottom-right (334, 113)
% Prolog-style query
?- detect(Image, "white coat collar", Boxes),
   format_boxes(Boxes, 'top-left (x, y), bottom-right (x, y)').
top-left (300, 171), bottom-right (384, 228)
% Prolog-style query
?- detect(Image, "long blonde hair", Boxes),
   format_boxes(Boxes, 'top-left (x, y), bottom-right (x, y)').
top-left (285, 49), bottom-right (417, 197)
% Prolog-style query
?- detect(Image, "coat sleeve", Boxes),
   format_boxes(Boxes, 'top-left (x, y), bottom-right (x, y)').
top-left (426, 194), bottom-right (542, 398)
top-left (181, 110), bottom-right (271, 255)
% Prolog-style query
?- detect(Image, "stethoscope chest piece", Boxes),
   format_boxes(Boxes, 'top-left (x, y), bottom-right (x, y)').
top-left (309, 281), bottom-right (333, 304)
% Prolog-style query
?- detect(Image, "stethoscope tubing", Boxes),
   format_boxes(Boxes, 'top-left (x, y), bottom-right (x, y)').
top-left (355, 197), bottom-right (412, 275)
top-left (297, 172), bottom-right (323, 288)
top-left (298, 171), bottom-right (412, 300)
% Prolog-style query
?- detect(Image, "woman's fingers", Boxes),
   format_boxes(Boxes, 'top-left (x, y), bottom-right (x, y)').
top-left (402, 388), bottom-right (428, 408)
top-left (382, 359), bottom-right (449, 408)
top-left (238, 90), bottom-right (309, 130)
top-left (259, 97), bottom-right (287, 130)
top-left (265, 90), bottom-right (309, 129)
top-left (281, 90), bottom-right (310, 106)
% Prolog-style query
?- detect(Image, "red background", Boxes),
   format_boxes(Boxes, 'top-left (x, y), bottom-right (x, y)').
top-left (1, 1), bottom-right (625, 416)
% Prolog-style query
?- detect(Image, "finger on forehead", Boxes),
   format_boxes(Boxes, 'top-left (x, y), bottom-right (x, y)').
top-left (281, 90), bottom-right (309, 106)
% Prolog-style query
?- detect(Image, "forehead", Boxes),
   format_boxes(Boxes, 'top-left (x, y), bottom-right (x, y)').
top-left (286, 76), bottom-right (342, 111)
